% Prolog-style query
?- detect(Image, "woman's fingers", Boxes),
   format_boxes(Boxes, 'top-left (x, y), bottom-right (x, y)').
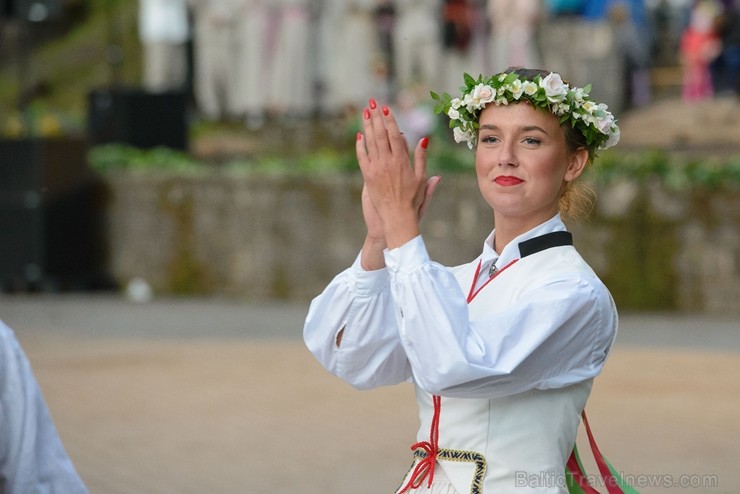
top-left (362, 99), bottom-right (409, 163)
top-left (378, 104), bottom-right (408, 157)
top-left (413, 136), bottom-right (430, 180)
top-left (360, 107), bottom-right (379, 164)
top-left (368, 99), bottom-right (390, 157)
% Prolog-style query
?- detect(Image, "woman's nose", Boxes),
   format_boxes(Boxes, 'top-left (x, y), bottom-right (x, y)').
top-left (497, 142), bottom-right (518, 167)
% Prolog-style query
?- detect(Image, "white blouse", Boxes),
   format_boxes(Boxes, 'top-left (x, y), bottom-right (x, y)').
top-left (304, 214), bottom-right (616, 396)
top-left (303, 214), bottom-right (618, 493)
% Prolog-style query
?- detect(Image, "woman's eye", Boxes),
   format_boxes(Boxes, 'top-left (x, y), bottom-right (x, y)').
top-left (523, 137), bottom-right (541, 145)
top-left (480, 135), bottom-right (498, 144)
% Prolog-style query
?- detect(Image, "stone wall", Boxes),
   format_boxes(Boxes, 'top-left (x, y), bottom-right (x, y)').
top-left (102, 172), bottom-right (739, 315)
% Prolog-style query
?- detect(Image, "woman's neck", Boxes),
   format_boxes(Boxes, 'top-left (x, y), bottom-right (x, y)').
top-left (492, 213), bottom-right (558, 254)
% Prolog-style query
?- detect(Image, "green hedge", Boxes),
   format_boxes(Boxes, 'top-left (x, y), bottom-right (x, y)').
top-left (88, 142), bottom-right (740, 191)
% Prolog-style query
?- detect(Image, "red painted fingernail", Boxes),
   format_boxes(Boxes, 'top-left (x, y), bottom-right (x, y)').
top-left (356, 132), bottom-right (362, 141)
top-left (421, 136), bottom-right (430, 149)
top-left (369, 98), bottom-right (377, 110)
top-left (382, 105), bottom-right (390, 116)
top-left (363, 109), bottom-right (370, 120)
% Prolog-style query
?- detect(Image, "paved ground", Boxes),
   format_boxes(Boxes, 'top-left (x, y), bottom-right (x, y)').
top-left (1, 294), bottom-right (739, 494)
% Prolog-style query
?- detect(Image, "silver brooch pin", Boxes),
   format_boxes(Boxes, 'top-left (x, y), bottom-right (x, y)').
top-left (488, 261), bottom-right (498, 278)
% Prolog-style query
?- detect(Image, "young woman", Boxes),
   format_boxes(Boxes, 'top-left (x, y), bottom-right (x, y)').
top-left (303, 67), bottom-right (621, 493)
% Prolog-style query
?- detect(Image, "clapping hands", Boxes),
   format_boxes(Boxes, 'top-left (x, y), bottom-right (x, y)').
top-left (356, 98), bottom-right (441, 252)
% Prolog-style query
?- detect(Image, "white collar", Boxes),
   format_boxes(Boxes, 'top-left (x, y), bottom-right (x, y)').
top-left (481, 214), bottom-right (568, 270)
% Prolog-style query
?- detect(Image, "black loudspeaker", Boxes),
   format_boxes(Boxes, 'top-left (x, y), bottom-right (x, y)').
top-left (87, 88), bottom-right (189, 151)
top-left (4, 0), bottom-right (61, 21)
top-left (0, 138), bottom-right (108, 291)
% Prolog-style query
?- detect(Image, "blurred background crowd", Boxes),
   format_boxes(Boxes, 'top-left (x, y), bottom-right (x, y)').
top-left (0, 0), bottom-right (737, 138)
top-left (132, 0), bottom-right (740, 129)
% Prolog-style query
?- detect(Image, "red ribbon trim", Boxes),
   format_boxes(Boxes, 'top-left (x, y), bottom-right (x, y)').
top-left (567, 411), bottom-right (626, 494)
top-left (397, 395), bottom-right (442, 493)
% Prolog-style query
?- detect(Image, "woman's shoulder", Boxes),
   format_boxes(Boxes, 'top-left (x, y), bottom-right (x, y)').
top-left (519, 245), bottom-right (607, 288)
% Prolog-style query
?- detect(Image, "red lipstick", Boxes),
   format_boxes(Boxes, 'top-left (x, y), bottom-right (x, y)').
top-left (494, 176), bottom-right (524, 186)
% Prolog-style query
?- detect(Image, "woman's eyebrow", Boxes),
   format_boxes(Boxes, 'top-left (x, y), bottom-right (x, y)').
top-left (521, 125), bottom-right (549, 134)
top-left (479, 124), bottom-right (549, 134)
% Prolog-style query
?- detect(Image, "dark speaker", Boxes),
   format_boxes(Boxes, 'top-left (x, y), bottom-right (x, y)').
top-left (87, 88), bottom-right (189, 151)
top-left (5, 0), bottom-right (61, 21)
top-left (0, 138), bottom-right (107, 290)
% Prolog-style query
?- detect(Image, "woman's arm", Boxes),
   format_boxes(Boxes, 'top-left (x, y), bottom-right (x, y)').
top-left (303, 258), bottom-right (412, 389)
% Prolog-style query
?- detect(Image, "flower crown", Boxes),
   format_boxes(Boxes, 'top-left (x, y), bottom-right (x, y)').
top-left (431, 72), bottom-right (620, 151)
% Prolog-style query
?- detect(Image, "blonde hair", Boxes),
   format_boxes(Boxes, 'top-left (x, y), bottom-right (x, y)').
top-left (560, 179), bottom-right (595, 219)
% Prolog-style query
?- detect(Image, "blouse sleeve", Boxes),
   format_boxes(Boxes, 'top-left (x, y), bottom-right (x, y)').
top-left (303, 254), bottom-right (412, 389)
top-left (385, 236), bottom-right (618, 399)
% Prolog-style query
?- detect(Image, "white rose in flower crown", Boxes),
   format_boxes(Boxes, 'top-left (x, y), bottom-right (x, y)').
top-left (453, 126), bottom-right (475, 149)
top-left (541, 73), bottom-right (568, 103)
top-left (448, 107), bottom-right (461, 120)
top-left (451, 98), bottom-right (462, 110)
top-left (463, 93), bottom-right (477, 112)
top-left (509, 79), bottom-right (524, 100)
top-left (453, 126), bottom-right (471, 143)
top-left (581, 100), bottom-right (597, 114)
top-left (596, 115), bottom-right (614, 134)
top-left (474, 84), bottom-right (496, 105)
top-left (495, 97), bottom-right (509, 106)
top-left (522, 81), bottom-right (538, 96)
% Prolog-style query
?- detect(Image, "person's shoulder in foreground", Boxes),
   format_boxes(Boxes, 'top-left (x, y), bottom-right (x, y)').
top-left (0, 320), bottom-right (89, 494)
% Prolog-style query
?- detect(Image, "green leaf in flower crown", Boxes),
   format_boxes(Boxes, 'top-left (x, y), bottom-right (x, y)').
top-left (504, 73), bottom-right (519, 84)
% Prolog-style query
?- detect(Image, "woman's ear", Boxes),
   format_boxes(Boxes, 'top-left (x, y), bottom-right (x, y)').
top-left (564, 147), bottom-right (589, 182)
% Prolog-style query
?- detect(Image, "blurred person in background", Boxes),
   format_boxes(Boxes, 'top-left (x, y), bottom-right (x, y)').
top-left (138, 0), bottom-right (191, 93)
top-left (440, 0), bottom-right (491, 94)
top-left (319, 0), bottom-right (380, 118)
top-left (233, 0), bottom-right (270, 129)
top-left (393, 0), bottom-right (442, 96)
top-left (710, 0), bottom-right (740, 95)
top-left (680, 0), bottom-right (723, 101)
top-left (191, 0), bottom-right (240, 120)
top-left (441, 0), bottom-right (473, 93)
top-left (374, 0), bottom-right (397, 98)
top-left (610, 1), bottom-right (653, 107)
top-left (487, 0), bottom-right (544, 71)
top-left (1, 320), bottom-right (88, 494)
top-left (267, 0), bottom-right (315, 120)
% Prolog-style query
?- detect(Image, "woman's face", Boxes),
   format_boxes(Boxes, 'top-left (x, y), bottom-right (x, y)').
top-left (475, 102), bottom-right (588, 231)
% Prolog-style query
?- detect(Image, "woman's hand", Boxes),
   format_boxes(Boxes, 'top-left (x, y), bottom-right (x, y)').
top-left (359, 181), bottom-right (387, 271)
top-left (356, 99), bottom-right (440, 249)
